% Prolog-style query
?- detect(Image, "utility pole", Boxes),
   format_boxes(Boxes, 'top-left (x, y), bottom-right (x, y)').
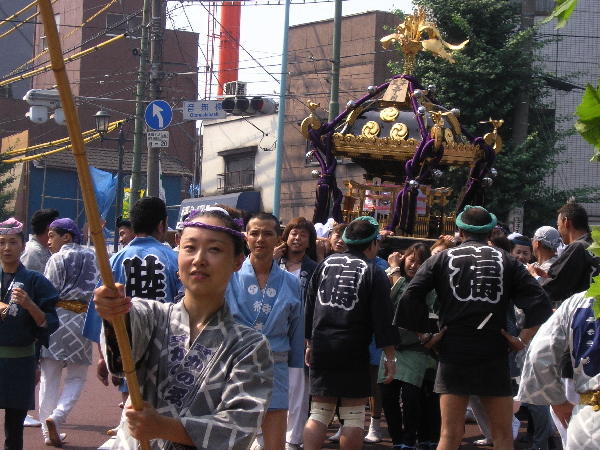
top-left (272, 0), bottom-right (290, 219)
top-left (512, 0), bottom-right (535, 145)
top-left (328, 0), bottom-right (342, 122)
top-left (146, 0), bottom-right (164, 198)
top-left (129, 0), bottom-right (150, 210)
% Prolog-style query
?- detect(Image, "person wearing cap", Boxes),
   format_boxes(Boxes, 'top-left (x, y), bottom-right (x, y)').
top-left (38, 218), bottom-right (99, 446)
top-left (20, 208), bottom-right (59, 274)
top-left (0, 218), bottom-right (59, 450)
top-left (303, 216), bottom-right (399, 450)
top-left (394, 205), bottom-right (552, 450)
top-left (528, 226), bottom-right (561, 279)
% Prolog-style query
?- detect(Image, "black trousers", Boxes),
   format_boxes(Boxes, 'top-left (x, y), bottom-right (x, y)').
top-left (4, 408), bottom-right (27, 450)
top-left (381, 376), bottom-right (440, 446)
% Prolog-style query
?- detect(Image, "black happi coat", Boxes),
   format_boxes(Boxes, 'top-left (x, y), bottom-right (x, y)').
top-left (305, 250), bottom-right (399, 370)
top-left (540, 234), bottom-right (600, 304)
top-left (394, 240), bottom-right (552, 365)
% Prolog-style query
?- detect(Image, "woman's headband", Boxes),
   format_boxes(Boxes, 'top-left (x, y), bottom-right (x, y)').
top-left (182, 217), bottom-right (245, 239)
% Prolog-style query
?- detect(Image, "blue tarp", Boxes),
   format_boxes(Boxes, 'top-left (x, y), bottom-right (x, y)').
top-left (90, 166), bottom-right (116, 221)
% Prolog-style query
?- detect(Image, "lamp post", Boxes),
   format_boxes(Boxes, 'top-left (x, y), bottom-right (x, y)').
top-left (95, 110), bottom-right (130, 253)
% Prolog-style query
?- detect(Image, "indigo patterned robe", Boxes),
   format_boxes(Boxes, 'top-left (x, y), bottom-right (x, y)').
top-left (102, 299), bottom-right (273, 450)
top-left (517, 292), bottom-right (600, 450)
top-left (42, 243), bottom-right (99, 365)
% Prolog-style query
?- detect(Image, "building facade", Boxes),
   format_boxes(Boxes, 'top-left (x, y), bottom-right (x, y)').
top-left (201, 113), bottom-right (277, 212)
top-left (279, 10), bottom-right (399, 222)
top-left (535, 0), bottom-right (600, 221)
top-left (0, 0), bottom-right (199, 230)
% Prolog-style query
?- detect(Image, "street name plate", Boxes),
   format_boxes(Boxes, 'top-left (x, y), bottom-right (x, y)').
top-left (182, 100), bottom-right (226, 120)
top-left (147, 130), bottom-right (169, 148)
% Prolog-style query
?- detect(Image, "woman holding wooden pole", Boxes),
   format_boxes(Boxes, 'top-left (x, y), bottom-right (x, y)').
top-left (36, 1), bottom-right (149, 448)
top-left (94, 210), bottom-right (274, 449)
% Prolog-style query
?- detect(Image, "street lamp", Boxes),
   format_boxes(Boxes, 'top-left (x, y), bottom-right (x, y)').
top-left (95, 110), bottom-right (130, 253)
top-left (94, 110), bottom-right (111, 134)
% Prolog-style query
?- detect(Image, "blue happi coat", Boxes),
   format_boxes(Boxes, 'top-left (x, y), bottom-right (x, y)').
top-left (0, 264), bottom-right (59, 409)
top-left (83, 236), bottom-right (181, 342)
top-left (226, 257), bottom-right (304, 409)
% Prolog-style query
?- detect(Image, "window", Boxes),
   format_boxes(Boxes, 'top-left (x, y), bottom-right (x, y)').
top-left (40, 14), bottom-right (60, 51)
top-left (217, 147), bottom-right (256, 193)
top-left (106, 13), bottom-right (143, 38)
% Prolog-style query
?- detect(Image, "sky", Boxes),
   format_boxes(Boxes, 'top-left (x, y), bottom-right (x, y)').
top-left (167, 0), bottom-right (413, 98)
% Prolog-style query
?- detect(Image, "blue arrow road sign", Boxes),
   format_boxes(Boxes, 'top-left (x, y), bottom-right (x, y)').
top-left (145, 100), bottom-right (172, 130)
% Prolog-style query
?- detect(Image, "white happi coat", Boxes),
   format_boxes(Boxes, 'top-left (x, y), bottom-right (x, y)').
top-left (102, 299), bottom-right (274, 450)
top-left (517, 292), bottom-right (600, 449)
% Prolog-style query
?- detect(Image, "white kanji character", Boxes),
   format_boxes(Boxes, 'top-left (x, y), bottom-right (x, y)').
top-left (262, 303), bottom-right (272, 314)
top-left (253, 301), bottom-right (262, 312)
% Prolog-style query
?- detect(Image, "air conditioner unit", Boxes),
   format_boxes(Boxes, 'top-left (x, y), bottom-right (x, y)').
top-left (224, 81), bottom-right (247, 97)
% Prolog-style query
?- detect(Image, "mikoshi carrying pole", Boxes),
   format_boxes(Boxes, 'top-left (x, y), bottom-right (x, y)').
top-left (36, 2), bottom-right (150, 449)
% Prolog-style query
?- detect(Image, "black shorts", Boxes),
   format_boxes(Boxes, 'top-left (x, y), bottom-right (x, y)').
top-left (434, 357), bottom-right (512, 397)
top-left (309, 366), bottom-right (371, 398)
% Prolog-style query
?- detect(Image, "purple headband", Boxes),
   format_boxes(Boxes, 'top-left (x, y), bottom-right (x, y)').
top-left (49, 218), bottom-right (82, 244)
top-left (0, 217), bottom-right (23, 235)
top-left (182, 221), bottom-right (245, 239)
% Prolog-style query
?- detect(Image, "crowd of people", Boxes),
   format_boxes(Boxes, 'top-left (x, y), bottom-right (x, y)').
top-left (0, 197), bottom-right (598, 450)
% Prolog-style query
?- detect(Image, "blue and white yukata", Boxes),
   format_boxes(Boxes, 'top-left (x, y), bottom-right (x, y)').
top-left (517, 292), bottom-right (600, 450)
top-left (226, 258), bottom-right (304, 410)
top-left (39, 243), bottom-right (99, 438)
top-left (83, 236), bottom-right (181, 343)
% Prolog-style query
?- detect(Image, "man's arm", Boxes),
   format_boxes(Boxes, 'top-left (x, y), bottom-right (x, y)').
top-left (393, 257), bottom-right (437, 332)
top-left (540, 244), bottom-right (592, 302)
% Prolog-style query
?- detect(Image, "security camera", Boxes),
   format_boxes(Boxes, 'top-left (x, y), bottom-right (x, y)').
top-left (26, 105), bottom-right (49, 124)
top-left (51, 107), bottom-right (65, 126)
top-left (23, 89), bottom-right (61, 108)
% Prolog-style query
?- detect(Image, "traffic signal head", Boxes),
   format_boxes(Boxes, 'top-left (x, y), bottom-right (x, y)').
top-left (221, 96), bottom-right (277, 115)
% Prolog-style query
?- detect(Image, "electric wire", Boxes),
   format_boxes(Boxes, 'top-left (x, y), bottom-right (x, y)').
top-left (0, 0), bottom-right (37, 28)
top-left (7, 0), bottom-right (122, 77)
top-left (0, 0), bottom-right (58, 40)
top-left (0, 33), bottom-right (126, 88)
top-left (2, 7), bottom-right (142, 81)
top-left (1, 120), bottom-right (125, 163)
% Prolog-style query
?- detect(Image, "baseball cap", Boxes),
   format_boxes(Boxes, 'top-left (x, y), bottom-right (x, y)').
top-left (532, 226), bottom-right (562, 251)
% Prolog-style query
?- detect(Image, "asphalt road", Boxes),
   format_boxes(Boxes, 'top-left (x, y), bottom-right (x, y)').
top-left (0, 347), bottom-right (540, 449)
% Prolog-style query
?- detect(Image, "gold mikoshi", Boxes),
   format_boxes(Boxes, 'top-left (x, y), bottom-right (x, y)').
top-left (380, 107), bottom-right (399, 122)
top-left (362, 121), bottom-right (380, 138)
top-left (390, 123), bottom-right (409, 140)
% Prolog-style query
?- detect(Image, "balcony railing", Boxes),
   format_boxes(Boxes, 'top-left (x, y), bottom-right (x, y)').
top-left (217, 169), bottom-right (255, 193)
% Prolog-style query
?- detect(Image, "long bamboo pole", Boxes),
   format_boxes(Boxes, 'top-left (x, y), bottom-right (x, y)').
top-left (36, 3), bottom-right (150, 449)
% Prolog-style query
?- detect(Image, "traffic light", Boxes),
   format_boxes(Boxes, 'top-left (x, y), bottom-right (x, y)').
top-left (221, 96), bottom-right (277, 115)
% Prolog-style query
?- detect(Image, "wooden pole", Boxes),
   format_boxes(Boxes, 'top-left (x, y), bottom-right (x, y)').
top-left (36, 2), bottom-right (150, 449)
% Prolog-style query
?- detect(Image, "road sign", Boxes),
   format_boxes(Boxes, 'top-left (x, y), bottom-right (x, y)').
top-left (145, 100), bottom-right (172, 130)
top-left (147, 130), bottom-right (169, 148)
top-left (182, 100), bottom-right (227, 120)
